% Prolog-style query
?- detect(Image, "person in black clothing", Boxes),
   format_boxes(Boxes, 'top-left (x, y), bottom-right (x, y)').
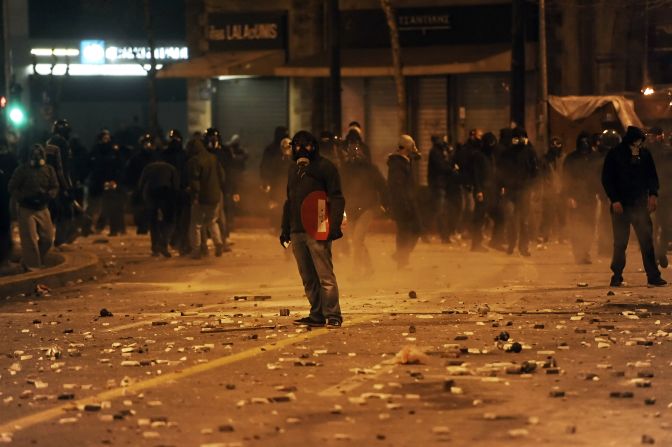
top-left (0, 139), bottom-right (18, 265)
top-left (261, 137), bottom-right (293, 232)
top-left (341, 140), bottom-right (387, 277)
top-left (388, 135), bottom-right (422, 268)
top-left (470, 132), bottom-right (499, 251)
top-left (538, 136), bottom-right (566, 243)
top-left (260, 126), bottom-right (290, 187)
top-left (427, 135), bottom-right (456, 243)
top-left (281, 130), bottom-right (345, 328)
top-left (125, 133), bottom-right (158, 234)
top-left (602, 126), bottom-right (666, 287)
top-left (319, 131), bottom-right (342, 166)
top-left (89, 130), bottom-right (128, 235)
top-left (343, 122), bottom-right (372, 163)
top-left (162, 129), bottom-right (191, 255)
top-left (225, 133), bottom-right (248, 228)
top-left (498, 127), bottom-right (538, 256)
top-left (596, 129), bottom-right (621, 257)
top-left (45, 119), bottom-right (79, 246)
top-left (564, 132), bottom-right (600, 264)
top-left (139, 157), bottom-right (179, 257)
top-left (204, 128), bottom-right (232, 247)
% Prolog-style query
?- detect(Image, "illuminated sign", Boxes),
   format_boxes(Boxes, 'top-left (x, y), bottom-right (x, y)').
top-left (208, 11), bottom-right (286, 51)
top-left (77, 41), bottom-right (188, 64)
top-left (80, 40), bottom-right (106, 64)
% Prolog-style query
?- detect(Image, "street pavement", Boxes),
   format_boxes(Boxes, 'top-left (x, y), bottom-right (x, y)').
top-left (0, 229), bottom-right (671, 446)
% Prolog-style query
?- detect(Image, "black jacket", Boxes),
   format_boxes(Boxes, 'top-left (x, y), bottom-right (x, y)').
top-left (602, 142), bottom-right (659, 207)
top-left (89, 143), bottom-right (127, 196)
top-left (341, 161), bottom-right (388, 221)
top-left (187, 140), bottom-right (227, 205)
top-left (471, 146), bottom-right (497, 195)
top-left (387, 153), bottom-right (419, 222)
top-left (124, 149), bottom-right (158, 191)
top-left (139, 161), bottom-right (179, 203)
top-left (161, 141), bottom-right (188, 189)
top-left (497, 143), bottom-right (538, 193)
top-left (281, 155), bottom-right (345, 239)
top-left (427, 143), bottom-right (455, 190)
top-left (563, 148), bottom-right (600, 204)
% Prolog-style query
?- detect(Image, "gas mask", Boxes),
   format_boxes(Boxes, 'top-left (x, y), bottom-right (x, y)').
top-left (511, 136), bottom-right (528, 146)
top-left (630, 139), bottom-right (643, 157)
top-left (291, 131), bottom-right (318, 166)
top-left (29, 146), bottom-right (46, 168)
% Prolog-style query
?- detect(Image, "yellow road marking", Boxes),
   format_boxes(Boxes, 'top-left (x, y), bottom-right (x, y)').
top-left (0, 314), bottom-right (370, 435)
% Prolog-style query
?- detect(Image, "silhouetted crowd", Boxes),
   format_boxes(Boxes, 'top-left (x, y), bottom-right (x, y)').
top-left (0, 118), bottom-right (668, 287)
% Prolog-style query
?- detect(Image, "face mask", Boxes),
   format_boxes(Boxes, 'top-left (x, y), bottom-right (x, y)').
top-left (293, 142), bottom-right (315, 163)
top-left (511, 137), bottom-right (528, 146)
top-left (30, 157), bottom-right (45, 167)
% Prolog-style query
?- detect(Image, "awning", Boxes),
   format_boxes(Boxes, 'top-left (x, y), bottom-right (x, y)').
top-left (157, 50), bottom-right (285, 78)
top-left (549, 95), bottom-right (644, 128)
top-left (274, 44), bottom-right (535, 77)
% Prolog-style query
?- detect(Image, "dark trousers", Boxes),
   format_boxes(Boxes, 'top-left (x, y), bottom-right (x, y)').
top-left (654, 199), bottom-right (672, 262)
top-left (471, 198), bottom-right (486, 247)
top-left (291, 232), bottom-right (342, 323)
top-left (446, 186), bottom-right (463, 237)
top-left (490, 194), bottom-right (506, 246)
top-left (100, 190), bottom-right (126, 235)
top-left (611, 205), bottom-right (660, 281)
top-left (569, 201), bottom-right (596, 263)
top-left (431, 188), bottom-right (451, 242)
top-left (131, 191), bottom-right (149, 234)
top-left (394, 218), bottom-right (420, 266)
top-left (148, 189), bottom-right (176, 253)
top-left (504, 191), bottom-right (531, 253)
top-left (597, 197), bottom-right (612, 257)
top-left (539, 192), bottom-right (567, 242)
top-left (170, 191), bottom-right (191, 254)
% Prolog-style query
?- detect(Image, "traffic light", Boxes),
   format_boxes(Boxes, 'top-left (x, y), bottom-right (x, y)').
top-left (8, 103), bottom-right (26, 127)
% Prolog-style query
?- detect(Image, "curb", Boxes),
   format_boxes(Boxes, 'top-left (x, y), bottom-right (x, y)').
top-left (0, 250), bottom-right (100, 297)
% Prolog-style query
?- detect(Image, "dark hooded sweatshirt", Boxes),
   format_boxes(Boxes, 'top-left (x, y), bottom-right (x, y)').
top-left (602, 135), bottom-right (659, 207)
top-left (563, 133), bottom-right (601, 205)
top-left (387, 153), bottom-right (419, 222)
top-left (281, 155), bottom-right (345, 240)
top-left (186, 139), bottom-right (227, 206)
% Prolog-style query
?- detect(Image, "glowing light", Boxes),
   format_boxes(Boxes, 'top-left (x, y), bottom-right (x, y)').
top-left (9, 107), bottom-right (25, 126)
top-left (31, 63), bottom-right (164, 76)
top-left (643, 86), bottom-right (655, 96)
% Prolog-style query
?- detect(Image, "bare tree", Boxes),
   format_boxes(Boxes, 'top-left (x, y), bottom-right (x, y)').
top-left (380, 0), bottom-right (406, 133)
top-left (143, 0), bottom-right (159, 136)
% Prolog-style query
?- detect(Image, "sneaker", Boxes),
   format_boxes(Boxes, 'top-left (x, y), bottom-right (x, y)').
top-left (609, 275), bottom-right (623, 287)
top-left (648, 277), bottom-right (667, 287)
top-left (160, 249), bottom-right (172, 258)
top-left (293, 317), bottom-right (325, 327)
top-left (215, 243), bottom-right (232, 257)
top-left (520, 250), bottom-right (531, 257)
top-left (326, 318), bottom-right (342, 329)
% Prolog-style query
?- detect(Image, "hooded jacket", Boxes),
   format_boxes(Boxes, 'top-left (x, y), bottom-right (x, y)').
top-left (601, 127), bottom-right (658, 207)
top-left (471, 132), bottom-right (498, 195)
top-left (563, 132), bottom-right (600, 204)
top-left (387, 153), bottom-right (419, 223)
top-left (281, 152), bottom-right (345, 240)
top-left (497, 139), bottom-right (538, 194)
top-left (427, 141), bottom-right (455, 190)
top-left (186, 139), bottom-right (227, 205)
top-left (341, 159), bottom-right (388, 221)
top-left (9, 163), bottom-right (59, 210)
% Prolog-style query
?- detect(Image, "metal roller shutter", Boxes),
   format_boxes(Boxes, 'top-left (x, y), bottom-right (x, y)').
top-left (365, 77), bottom-right (399, 174)
top-left (458, 73), bottom-right (509, 136)
top-left (215, 77), bottom-right (288, 167)
top-left (417, 76), bottom-right (448, 186)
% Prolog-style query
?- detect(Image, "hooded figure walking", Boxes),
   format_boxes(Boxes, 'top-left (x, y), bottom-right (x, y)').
top-left (281, 131), bottom-right (346, 328)
top-left (602, 126), bottom-right (666, 287)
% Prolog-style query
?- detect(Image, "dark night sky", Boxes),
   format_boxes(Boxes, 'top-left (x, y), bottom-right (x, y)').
top-left (28, 0), bottom-right (185, 40)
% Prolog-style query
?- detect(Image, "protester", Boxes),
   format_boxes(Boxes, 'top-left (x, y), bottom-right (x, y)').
top-left (8, 145), bottom-right (58, 270)
top-left (139, 156), bottom-right (180, 257)
top-left (281, 130), bottom-right (345, 328)
top-left (601, 126), bottom-right (666, 287)
top-left (387, 134), bottom-right (422, 268)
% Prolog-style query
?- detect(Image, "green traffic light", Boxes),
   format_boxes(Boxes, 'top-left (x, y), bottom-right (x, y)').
top-left (8, 106), bottom-right (25, 126)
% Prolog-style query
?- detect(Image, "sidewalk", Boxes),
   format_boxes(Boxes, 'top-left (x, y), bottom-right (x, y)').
top-left (0, 245), bottom-right (100, 298)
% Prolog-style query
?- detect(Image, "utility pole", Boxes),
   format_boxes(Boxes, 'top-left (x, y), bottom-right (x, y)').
top-left (510, 0), bottom-right (525, 128)
top-left (327, 0), bottom-right (341, 136)
top-left (143, 0), bottom-right (159, 137)
top-left (381, 0), bottom-right (407, 134)
top-left (537, 0), bottom-right (548, 150)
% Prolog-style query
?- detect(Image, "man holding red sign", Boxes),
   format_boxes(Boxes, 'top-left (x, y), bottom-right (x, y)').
top-left (281, 131), bottom-right (346, 328)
